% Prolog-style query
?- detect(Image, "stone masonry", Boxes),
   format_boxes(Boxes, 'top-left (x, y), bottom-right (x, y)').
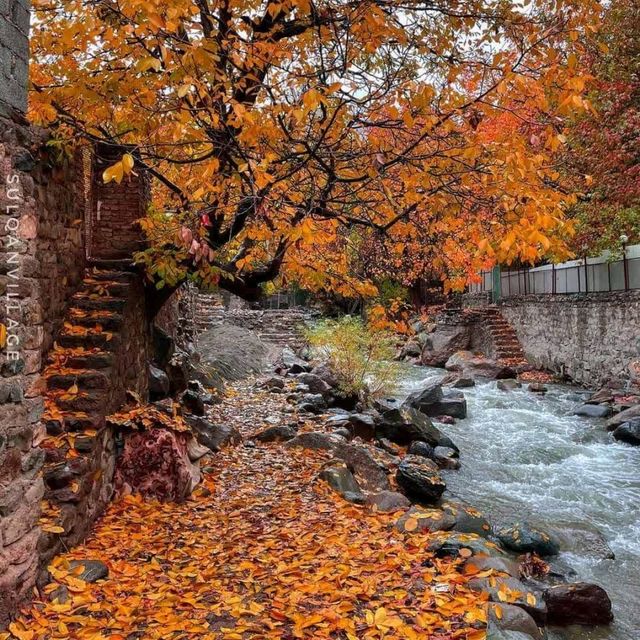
top-left (0, 0), bottom-right (30, 116)
top-left (499, 292), bottom-right (640, 389)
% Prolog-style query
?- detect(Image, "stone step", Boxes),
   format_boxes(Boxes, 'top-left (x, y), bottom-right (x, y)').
top-left (72, 296), bottom-right (127, 313)
top-left (53, 391), bottom-right (106, 413)
top-left (58, 332), bottom-right (120, 350)
top-left (46, 370), bottom-right (111, 391)
top-left (86, 268), bottom-right (138, 283)
top-left (68, 310), bottom-right (124, 331)
top-left (81, 279), bottom-right (132, 297)
top-left (63, 352), bottom-right (114, 370)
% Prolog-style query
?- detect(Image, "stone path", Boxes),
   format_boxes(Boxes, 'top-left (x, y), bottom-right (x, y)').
top-left (3, 379), bottom-right (487, 640)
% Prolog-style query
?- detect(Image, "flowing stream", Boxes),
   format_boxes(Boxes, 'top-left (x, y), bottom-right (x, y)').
top-left (396, 366), bottom-right (640, 640)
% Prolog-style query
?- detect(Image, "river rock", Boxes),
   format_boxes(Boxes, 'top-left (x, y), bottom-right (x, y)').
top-left (253, 424), bottom-right (298, 443)
top-left (326, 412), bottom-right (376, 440)
top-left (486, 603), bottom-right (544, 640)
top-left (612, 418), bottom-right (640, 445)
top-left (376, 405), bottom-right (458, 450)
top-left (285, 431), bottom-right (346, 451)
top-left (281, 348), bottom-right (311, 372)
top-left (469, 576), bottom-right (547, 624)
top-left (396, 505), bottom-right (456, 533)
top-left (445, 351), bottom-right (516, 380)
top-left (497, 379), bottom-right (522, 391)
top-left (497, 522), bottom-right (559, 556)
top-left (396, 455), bottom-right (446, 503)
top-left (310, 363), bottom-right (338, 388)
top-left (403, 384), bottom-right (468, 419)
top-left (586, 388), bottom-right (614, 405)
top-left (465, 555), bottom-right (520, 578)
top-left (298, 393), bottom-right (327, 413)
top-left (68, 559), bottom-right (109, 583)
top-left (606, 403), bottom-right (640, 430)
top-left (334, 443), bottom-right (391, 491)
top-left (427, 532), bottom-right (505, 559)
top-left (367, 490), bottom-right (411, 513)
top-left (441, 502), bottom-right (492, 537)
top-left (528, 383), bottom-right (548, 394)
top-left (543, 582), bottom-right (613, 626)
top-left (549, 522), bottom-right (614, 559)
top-left (432, 446), bottom-right (461, 470)
top-left (319, 462), bottom-right (365, 504)
top-left (573, 403), bottom-right (612, 418)
top-left (408, 441), bottom-right (435, 458)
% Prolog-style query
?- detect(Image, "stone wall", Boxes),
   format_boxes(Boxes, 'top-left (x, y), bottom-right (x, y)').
top-left (0, 116), bottom-right (88, 626)
top-left (0, 0), bottom-right (30, 116)
top-left (499, 292), bottom-right (640, 389)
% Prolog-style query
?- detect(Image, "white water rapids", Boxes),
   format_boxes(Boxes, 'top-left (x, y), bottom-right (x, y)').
top-left (396, 366), bottom-right (640, 640)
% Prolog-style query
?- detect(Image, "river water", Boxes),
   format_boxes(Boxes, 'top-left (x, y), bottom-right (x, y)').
top-left (396, 367), bottom-right (640, 640)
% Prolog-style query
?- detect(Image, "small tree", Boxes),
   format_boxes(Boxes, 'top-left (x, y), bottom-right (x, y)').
top-left (305, 316), bottom-right (400, 399)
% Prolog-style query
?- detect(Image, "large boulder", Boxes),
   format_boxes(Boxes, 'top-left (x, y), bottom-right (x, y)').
top-left (185, 416), bottom-right (242, 452)
top-left (326, 412), bottom-right (376, 440)
top-left (497, 522), bottom-right (560, 557)
top-left (296, 373), bottom-right (332, 395)
top-left (396, 455), bottom-right (446, 504)
top-left (427, 531), bottom-right (505, 559)
top-left (375, 404), bottom-right (458, 450)
top-left (253, 424), bottom-right (298, 443)
top-left (310, 363), bottom-right (338, 388)
top-left (606, 403), bottom-right (640, 430)
top-left (334, 443), bottom-right (391, 491)
top-left (543, 583), bottom-right (613, 626)
top-left (115, 427), bottom-right (200, 502)
top-left (281, 347), bottom-right (311, 373)
top-left (152, 325), bottom-right (175, 369)
top-left (612, 418), bottom-right (640, 445)
top-left (319, 462), bottom-right (365, 504)
top-left (421, 324), bottom-right (471, 367)
top-left (297, 393), bottom-right (327, 413)
top-left (445, 351), bottom-right (515, 380)
top-left (404, 384), bottom-right (468, 419)
top-left (395, 505), bottom-right (456, 533)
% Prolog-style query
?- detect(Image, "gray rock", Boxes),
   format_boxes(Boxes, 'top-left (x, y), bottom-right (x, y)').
top-left (181, 389), bottom-right (206, 416)
top-left (333, 427), bottom-right (353, 440)
top-left (310, 363), bottom-right (338, 388)
top-left (606, 403), bottom-right (640, 430)
top-left (497, 379), bottom-right (522, 391)
top-left (421, 325), bottom-right (471, 367)
top-left (612, 418), bottom-right (640, 445)
top-left (149, 364), bottom-right (170, 400)
top-left (376, 405), bottom-right (458, 450)
top-left (445, 351), bottom-right (515, 379)
top-left (451, 377), bottom-right (476, 388)
top-left (406, 383), bottom-right (443, 407)
top-left (544, 582), bottom-right (613, 626)
top-left (68, 559), bottom-right (109, 583)
top-left (319, 462), bottom-right (364, 504)
top-left (528, 383), bottom-right (548, 394)
top-left (285, 432), bottom-right (346, 451)
top-left (367, 490), bottom-right (411, 513)
top-left (281, 347), bottom-right (310, 372)
top-left (408, 441), bottom-right (435, 459)
top-left (549, 521), bottom-right (614, 559)
top-left (404, 384), bottom-right (467, 419)
top-left (469, 576), bottom-right (547, 624)
top-left (573, 403), bottom-right (612, 418)
top-left (586, 388), bottom-right (614, 405)
top-left (396, 455), bottom-right (446, 503)
top-left (464, 555), bottom-right (520, 578)
top-left (185, 416), bottom-right (242, 452)
top-left (427, 532), bottom-right (505, 559)
top-left (335, 443), bottom-right (390, 491)
top-left (326, 412), bottom-right (376, 440)
top-left (261, 376), bottom-right (285, 391)
top-left (298, 393), bottom-right (327, 413)
top-left (497, 522), bottom-right (560, 557)
top-left (486, 603), bottom-right (544, 640)
top-left (395, 505), bottom-right (456, 533)
top-left (432, 446), bottom-right (461, 470)
top-left (254, 424), bottom-right (298, 443)
top-left (441, 501), bottom-right (492, 537)
top-left (297, 373), bottom-right (332, 395)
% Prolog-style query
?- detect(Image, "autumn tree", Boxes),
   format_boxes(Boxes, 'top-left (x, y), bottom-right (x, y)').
top-left (31, 0), bottom-right (601, 302)
top-left (564, 0), bottom-right (640, 256)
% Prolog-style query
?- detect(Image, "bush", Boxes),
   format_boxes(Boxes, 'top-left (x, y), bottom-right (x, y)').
top-left (305, 316), bottom-right (401, 399)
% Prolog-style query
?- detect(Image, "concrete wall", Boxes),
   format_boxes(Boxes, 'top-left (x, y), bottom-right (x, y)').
top-left (500, 292), bottom-right (640, 389)
top-left (0, 0), bottom-right (30, 115)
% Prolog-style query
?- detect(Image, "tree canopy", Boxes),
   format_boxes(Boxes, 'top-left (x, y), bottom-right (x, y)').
top-left (31, 0), bottom-right (601, 299)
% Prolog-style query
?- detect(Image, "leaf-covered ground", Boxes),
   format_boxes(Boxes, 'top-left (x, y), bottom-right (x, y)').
top-left (3, 381), bottom-right (488, 640)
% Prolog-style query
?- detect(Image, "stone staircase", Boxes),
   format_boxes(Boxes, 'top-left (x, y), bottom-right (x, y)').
top-left (470, 306), bottom-right (528, 368)
top-left (39, 266), bottom-right (147, 562)
top-left (194, 291), bottom-right (312, 349)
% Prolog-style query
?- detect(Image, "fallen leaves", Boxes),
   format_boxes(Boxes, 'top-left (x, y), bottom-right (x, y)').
top-left (3, 379), bottom-right (488, 640)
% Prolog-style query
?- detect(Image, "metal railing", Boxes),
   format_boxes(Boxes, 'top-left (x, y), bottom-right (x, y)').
top-left (470, 248), bottom-right (640, 298)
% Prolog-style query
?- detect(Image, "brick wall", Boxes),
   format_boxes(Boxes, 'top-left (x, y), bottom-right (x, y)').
top-left (0, 0), bottom-right (30, 116)
top-left (90, 147), bottom-right (147, 260)
top-left (499, 292), bottom-right (640, 389)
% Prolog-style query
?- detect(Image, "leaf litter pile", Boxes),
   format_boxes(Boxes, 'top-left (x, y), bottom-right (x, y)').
top-left (4, 381), bottom-right (490, 640)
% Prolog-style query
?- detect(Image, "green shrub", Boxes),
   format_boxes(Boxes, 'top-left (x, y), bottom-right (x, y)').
top-left (305, 316), bottom-right (401, 399)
